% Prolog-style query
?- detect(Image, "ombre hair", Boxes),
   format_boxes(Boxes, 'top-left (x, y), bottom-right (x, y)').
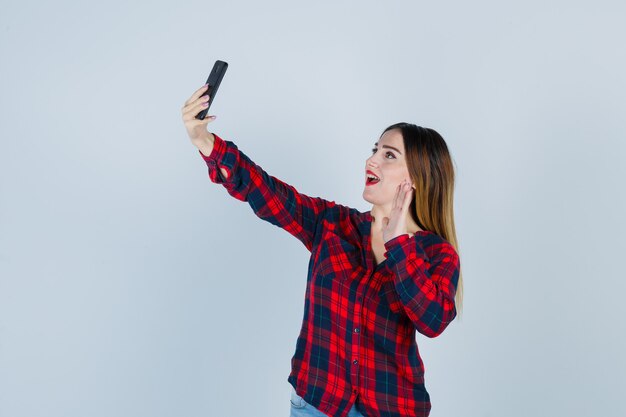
top-left (381, 122), bottom-right (464, 316)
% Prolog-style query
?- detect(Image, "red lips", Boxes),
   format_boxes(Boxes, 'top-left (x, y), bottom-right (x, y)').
top-left (366, 170), bottom-right (380, 186)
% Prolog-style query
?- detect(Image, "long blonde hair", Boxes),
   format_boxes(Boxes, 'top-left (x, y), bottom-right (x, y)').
top-left (381, 123), bottom-right (464, 316)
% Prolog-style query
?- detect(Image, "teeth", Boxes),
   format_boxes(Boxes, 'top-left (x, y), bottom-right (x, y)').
top-left (367, 174), bottom-right (380, 180)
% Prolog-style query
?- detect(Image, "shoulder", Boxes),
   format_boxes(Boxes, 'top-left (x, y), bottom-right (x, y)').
top-left (318, 201), bottom-right (364, 222)
top-left (316, 204), bottom-right (370, 241)
top-left (415, 231), bottom-right (459, 263)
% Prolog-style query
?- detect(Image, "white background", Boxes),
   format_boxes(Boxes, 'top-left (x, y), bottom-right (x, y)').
top-left (1, 1), bottom-right (625, 416)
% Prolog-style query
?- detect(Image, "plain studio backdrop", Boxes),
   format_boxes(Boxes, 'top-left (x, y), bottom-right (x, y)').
top-left (1, 1), bottom-right (625, 416)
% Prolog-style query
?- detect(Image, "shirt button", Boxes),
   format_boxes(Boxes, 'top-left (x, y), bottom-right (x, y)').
top-left (354, 328), bottom-right (360, 333)
top-left (353, 389), bottom-right (357, 394)
top-left (353, 359), bottom-right (358, 365)
top-left (358, 296), bottom-right (363, 301)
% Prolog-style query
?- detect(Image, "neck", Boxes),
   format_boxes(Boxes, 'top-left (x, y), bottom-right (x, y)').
top-left (369, 205), bottom-right (386, 232)
top-left (370, 205), bottom-right (422, 234)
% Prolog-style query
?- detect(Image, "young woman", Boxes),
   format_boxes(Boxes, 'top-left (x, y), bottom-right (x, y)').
top-left (181, 84), bottom-right (463, 417)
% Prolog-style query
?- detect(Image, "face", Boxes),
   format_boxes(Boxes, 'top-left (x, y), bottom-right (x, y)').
top-left (362, 129), bottom-right (413, 208)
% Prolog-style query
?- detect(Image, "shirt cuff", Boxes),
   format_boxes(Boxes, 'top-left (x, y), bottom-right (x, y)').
top-left (383, 232), bottom-right (431, 266)
top-left (199, 133), bottom-right (226, 160)
top-left (383, 233), bottom-right (412, 260)
top-left (198, 133), bottom-right (231, 180)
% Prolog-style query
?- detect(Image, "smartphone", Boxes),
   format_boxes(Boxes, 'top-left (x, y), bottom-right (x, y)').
top-left (195, 60), bottom-right (228, 120)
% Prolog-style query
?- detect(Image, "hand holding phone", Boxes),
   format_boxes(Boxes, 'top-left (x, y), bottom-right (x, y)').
top-left (195, 60), bottom-right (228, 120)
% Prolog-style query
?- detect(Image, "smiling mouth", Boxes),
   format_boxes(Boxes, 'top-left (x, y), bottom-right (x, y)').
top-left (366, 175), bottom-right (380, 186)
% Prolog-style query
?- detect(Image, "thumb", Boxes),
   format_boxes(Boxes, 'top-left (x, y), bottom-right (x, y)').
top-left (201, 115), bottom-right (217, 123)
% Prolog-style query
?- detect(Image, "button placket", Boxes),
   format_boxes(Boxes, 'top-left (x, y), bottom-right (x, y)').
top-left (350, 274), bottom-right (367, 390)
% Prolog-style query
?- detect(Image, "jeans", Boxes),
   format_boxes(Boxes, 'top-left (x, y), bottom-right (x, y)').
top-left (289, 386), bottom-right (366, 417)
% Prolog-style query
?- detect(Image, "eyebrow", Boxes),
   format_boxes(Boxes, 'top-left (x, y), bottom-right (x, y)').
top-left (373, 142), bottom-right (402, 155)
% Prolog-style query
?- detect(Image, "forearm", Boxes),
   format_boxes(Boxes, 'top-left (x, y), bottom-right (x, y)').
top-left (197, 140), bottom-right (214, 157)
top-left (195, 135), bottom-right (229, 178)
top-left (384, 233), bottom-right (460, 337)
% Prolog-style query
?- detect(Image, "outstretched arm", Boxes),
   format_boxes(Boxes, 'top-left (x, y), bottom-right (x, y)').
top-left (198, 133), bottom-right (335, 251)
top-left (181, 84), bottom-right (334, 251)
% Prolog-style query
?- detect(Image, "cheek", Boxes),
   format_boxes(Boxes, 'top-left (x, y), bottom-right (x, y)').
top-left (390, 166), bottom-right (410, 182)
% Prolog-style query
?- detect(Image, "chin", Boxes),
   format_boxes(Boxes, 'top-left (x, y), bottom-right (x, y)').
top-left (362, 189), bottom-right (371, 203)
top-left (362, 190), bottom-right (383, 206)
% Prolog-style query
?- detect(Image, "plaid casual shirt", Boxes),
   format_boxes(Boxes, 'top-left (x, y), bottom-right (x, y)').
top-left (199, 134), bottom-right (460, 417)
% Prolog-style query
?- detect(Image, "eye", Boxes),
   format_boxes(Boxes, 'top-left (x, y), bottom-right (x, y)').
top-left (372, 147), bottom-right (396, 159)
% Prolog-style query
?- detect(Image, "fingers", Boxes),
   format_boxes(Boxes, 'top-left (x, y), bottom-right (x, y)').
top-left (187, 116), bottom-right (216, 126)
top-left (182, 94), bottom-right (211, 121)
top-left (184, 84), bottom-right (209, 106)
top-left (181, 84), bottom-right (210, 116)
top-left (183, 96), bottom-right (209, 122)
top-left (384, 181), bottom-right (413, 242)
top-left (402, 181), bottom-right (413, 212)
top-left (394, 180), bottom-right (413, 211)
top-left (393, 182), bottom-right (402, 209)
top-left (187, 114), bottom-right (217, 128)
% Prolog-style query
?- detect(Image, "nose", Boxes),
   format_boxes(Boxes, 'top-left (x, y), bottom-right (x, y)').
top-left (366, 154), bottom-right (378, 168)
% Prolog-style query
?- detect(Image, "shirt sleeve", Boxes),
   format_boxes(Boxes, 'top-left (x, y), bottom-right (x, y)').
top-left (198, 133), bottom-right (336, 251)
top-left (382, 233), bottom-right (460, 338)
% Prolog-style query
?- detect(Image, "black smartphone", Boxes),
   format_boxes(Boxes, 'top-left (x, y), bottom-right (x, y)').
top-left (195, 60), bottom-right (228, 120)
